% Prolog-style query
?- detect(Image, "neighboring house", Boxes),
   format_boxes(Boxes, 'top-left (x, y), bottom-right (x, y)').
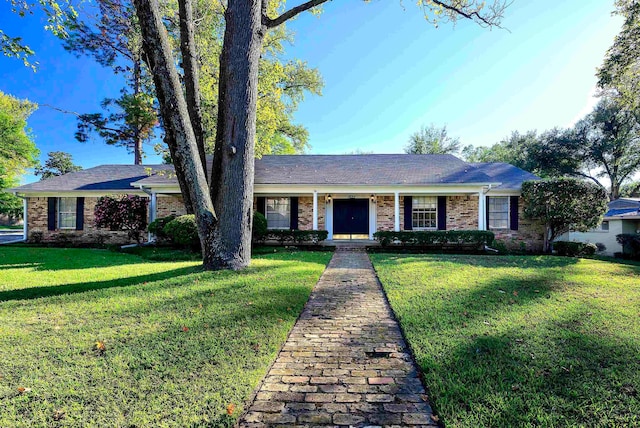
top-left (559, 198), bottom-right (640, 256)
top-left (10, 154), bottom-right (544, 249)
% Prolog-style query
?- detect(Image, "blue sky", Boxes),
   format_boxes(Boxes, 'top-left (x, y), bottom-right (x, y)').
top-left (0, 0), bottom-right (623, 184)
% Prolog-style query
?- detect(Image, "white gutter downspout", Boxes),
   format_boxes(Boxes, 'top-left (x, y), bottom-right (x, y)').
top-left (138, 186), bottom-right (157, 242)
top-left (12, 192), bottom-right (28, 242)
top-left (478, 184), bottom-right (493, 231)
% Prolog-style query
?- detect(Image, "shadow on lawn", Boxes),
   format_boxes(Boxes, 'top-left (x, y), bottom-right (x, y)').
top-left (421, 317), bottom-right (640, 426)
top-left (374, 255), bottom-right (640, 425)
top-left (0, 265), bottom-right (199, 302)
top-left (0, 247), bottom-right (172, 271)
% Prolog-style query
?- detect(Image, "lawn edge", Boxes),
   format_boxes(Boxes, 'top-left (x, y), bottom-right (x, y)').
top-left (234, 250), bottom-right (334, 426)
top-left (367, 252), bottom-right (444, 428)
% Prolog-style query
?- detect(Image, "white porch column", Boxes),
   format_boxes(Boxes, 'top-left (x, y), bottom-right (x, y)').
top-left (22, 197), bottom-right (28, 241)
top-left (149, 192), bottom-right (158, 241)
top-left (312, 190), bottom-right (318, 230)
top-left (394, 191), bottom-right (400, 232)
top-left (478, 191), bottom-right (486, 231)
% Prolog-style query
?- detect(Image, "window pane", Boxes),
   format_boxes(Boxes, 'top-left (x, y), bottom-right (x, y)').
top-left (58, 197), bottom-right (77, 229)
top-left (488, 197), bottom-right (509, 229)
top-left (412, 196), bottom-right (437, 229)
top-left (266, 197), bottom-right (290, 229)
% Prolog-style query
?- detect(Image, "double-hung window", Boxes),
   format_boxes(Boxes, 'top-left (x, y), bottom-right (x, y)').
top-left (488, 197), bottom-right (509, 229)
top-left (412, 196), bottom-right (437, 230)
top-left (58, 197), bottom-right (77, 229)
top-left (266, 197), bottom-right (290, 229)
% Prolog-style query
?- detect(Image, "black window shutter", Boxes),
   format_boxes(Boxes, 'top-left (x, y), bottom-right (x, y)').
top-left (290, 197), bottom-right (299, 230)
top-left (256, 197), bottom-right (266, 215)
top-left (403, 196), bottom-right (412, 230)
top-left (485, 197), bottom-right (490, 230)
top-left (76, 197), bottom-right (85, 230)
top-left (437, 196), bottom-right (447, 230)
top-left (510, 196), bottom-right (519, 231)
top-left (47, 197), bottom-right (57, 231)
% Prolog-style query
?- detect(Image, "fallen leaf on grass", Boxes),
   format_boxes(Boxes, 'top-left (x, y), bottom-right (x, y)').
top-left (181, 326), bottom-right (189, 332)
top-left (226, 403), bottom-right (235, 415)
top-left (511, 384), bottom-right (520, 391)
top-left (431, 414), bottom-right (440, 422)
top-left (513, 290), bottom-right (519, 297)
top-left (620, 385), bottom-right (637, 396)
top-left (53, 409), bottom-right (65, 421)
top-left (17, 387), bottom-right (31, 394)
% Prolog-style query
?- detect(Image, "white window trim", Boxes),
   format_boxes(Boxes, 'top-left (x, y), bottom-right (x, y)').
top-left (412, 196), bottom-right (438, 230)
top-left (58, 197), bottom-right (77, 230)
top-left (266, 197), bottom-right (291, 230)
top-left (488, 196), bottom-right (510, 230)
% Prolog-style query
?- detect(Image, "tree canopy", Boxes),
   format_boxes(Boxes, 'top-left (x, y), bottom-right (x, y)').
top-left (597, 0), bottom-right (640, 118)
top-left (133, 0), bottom-right (509, 270)
top-left (0, 91), bottom-right (39, 218)
top-left (405, 124), bottom-right (461, 155)
top-left (0, 91), bottom-right (39, 186)
top-left (573, 95), bottom-right (640, 200)
top-left (522, 178), bottom-right (608, 253)
top-left (35, 151), bottom-right (82, 180)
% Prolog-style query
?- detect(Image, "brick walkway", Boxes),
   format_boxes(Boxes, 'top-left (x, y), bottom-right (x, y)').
top-left (239, 250), bottom-right (437, 427)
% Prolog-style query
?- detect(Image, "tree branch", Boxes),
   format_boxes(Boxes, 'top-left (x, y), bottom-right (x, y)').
top-left (263, 0), bottom-right (330, 28)
top-left (41, 104), bottom-right (134, 137)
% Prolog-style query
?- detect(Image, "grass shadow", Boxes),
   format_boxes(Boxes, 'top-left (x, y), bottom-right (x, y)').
top-left (0, 265), bottom-right (199, 302)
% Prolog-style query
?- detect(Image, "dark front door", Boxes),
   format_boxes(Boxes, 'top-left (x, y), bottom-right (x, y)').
top-left (333, 199), bottom-right (369, 235)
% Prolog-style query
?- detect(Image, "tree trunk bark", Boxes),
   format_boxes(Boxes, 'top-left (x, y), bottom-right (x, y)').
top-left (178, 0), bottom-right (206, 175)
top-left (133, 59), bottom-right (144, 165)
top-left (209, 0), bottom-right (264, 270)
top-left (134, 0), bottom-right (217, 263)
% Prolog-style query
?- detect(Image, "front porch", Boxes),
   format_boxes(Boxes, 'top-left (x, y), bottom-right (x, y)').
top-left (254, 186), bottom-right (499, 241)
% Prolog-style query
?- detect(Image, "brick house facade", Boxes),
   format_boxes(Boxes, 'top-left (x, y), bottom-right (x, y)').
top-left (11, 154), bottom-right (545, 250)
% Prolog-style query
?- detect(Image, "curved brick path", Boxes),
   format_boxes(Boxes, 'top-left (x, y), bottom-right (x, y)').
top-left (239, 250), bottom-right (437, 427)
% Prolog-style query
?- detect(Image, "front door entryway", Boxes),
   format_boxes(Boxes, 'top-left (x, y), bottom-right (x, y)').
top-left (333, 198), bottom-right (369, 239)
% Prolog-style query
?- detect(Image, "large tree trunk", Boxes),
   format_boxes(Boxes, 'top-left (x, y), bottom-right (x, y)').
top-left (134, 0), bottom-right (217, 262)
top-left (208, 0), bottom-right (264, 270)
top-left (178, 0), bottom-right (206, 174)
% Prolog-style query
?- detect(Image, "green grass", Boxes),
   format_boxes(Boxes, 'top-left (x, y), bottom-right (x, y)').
top-left (0, 225), bottom-right (22, 230)
top-left (371, 254), bottom-right (640, 428)
top-left (0, 247), bottom-right (331, 427)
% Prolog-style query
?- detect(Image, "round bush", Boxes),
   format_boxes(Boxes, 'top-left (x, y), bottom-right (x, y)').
top-left (163, 215), bottom-right (200, 249)
top-left (148, 215), bottom-right (177, 239)
top-left (252, 211), bottom-right (267, 242)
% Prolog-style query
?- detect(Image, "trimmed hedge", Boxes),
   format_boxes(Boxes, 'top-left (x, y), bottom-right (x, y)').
top-left (252, 212), bottom-right (268, 241)
top-left (262, 229), bottom-right (329, 244)
top-left (553, 241), bottom-right (597, 257)
top-left (163, 215), bottom-right (200, 249)
top-left (148, 215), bottom-right (177, 239)
top-left (373, 230), bottom-right (494, 249)
top-left (616, 234), bottom-right (640, 259)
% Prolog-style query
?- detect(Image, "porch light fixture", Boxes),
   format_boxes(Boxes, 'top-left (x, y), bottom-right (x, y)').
top-left (370, 194), bottom-right (375, 201)
top-left (326, 194), bottom-right (332, 203)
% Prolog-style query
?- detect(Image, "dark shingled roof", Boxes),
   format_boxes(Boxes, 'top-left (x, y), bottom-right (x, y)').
top-left (12, 164), bottom-right (169, 192)
top-left (470, 162), bottom-right (540, 190)
top-left (13, 155), bottom-right (538, 192)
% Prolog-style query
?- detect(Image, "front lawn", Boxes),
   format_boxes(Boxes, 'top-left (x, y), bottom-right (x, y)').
top-left (371, 254), bottom-right (640, 427)
top-left (0, 247), bottom-right (331, 427)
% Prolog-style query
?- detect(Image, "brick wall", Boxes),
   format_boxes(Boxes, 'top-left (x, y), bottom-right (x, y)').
top-left (491, 196), bottom-right (545, 252)
top-left (446, 195), bottom-right (479, 230)
top-left (297, 196), bottom-right (325, 231)
top-left (26, 196), bottom-right (144, 245)
top-left (376, 196), bottom-right (404, 231)
top-left (157, 195), bottom-right (187, 218)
